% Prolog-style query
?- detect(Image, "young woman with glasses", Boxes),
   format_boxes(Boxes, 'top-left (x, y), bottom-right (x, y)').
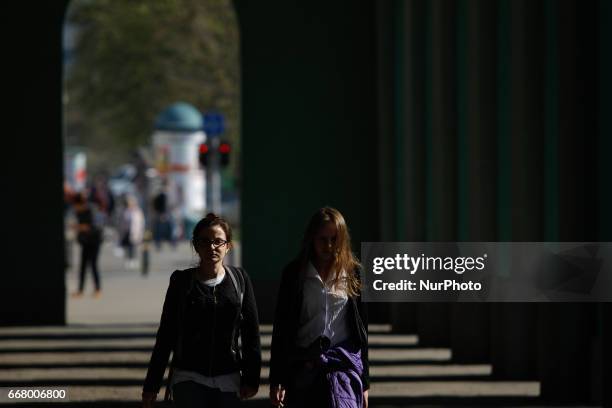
top-left (269, 207), bottom-right (369, 408)
top-left (142, 213), bottom-right (261, 407)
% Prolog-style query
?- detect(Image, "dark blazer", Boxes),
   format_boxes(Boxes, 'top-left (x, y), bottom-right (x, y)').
top-left (143, 267), bottom-right (261, 393)
top-left (269, 259), bottom-right (369, 390)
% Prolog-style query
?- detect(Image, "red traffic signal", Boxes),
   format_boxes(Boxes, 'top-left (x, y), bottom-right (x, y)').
top-left (219, 141), bottom-right (231, 167)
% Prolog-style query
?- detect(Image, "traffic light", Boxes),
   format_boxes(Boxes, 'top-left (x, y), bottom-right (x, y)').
top-left (198, 143), bottom-right (209, 167)
top-left (219, 141), bottom-right (231, 167)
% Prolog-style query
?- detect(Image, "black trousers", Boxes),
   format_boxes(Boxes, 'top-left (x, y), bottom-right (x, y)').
top-left (286, 364), bottom-right (329, 408)
top-left (286, 337), bottom-right (332, 408)
top-left (79, 241), bottom-right (101, 291)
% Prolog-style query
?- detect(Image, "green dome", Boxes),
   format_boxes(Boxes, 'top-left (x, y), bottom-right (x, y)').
top-left (154, 102), bottom-right (203, 132)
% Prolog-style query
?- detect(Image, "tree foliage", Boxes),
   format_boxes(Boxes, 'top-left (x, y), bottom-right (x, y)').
top-left (64, 0), bottom-right (240, 173)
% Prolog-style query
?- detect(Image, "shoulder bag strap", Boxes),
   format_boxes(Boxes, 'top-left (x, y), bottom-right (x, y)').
top-left (226, 265), bottom-right (244, 305)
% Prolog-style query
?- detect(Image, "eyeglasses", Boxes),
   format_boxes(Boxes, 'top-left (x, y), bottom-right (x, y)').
top-left (195, 238), bottom-right (228, 249)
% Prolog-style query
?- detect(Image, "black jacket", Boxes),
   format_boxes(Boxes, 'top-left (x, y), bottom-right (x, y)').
top-left (269, 260), bottom-right (369, 390)
top-left (143, 267), bottom-right (261, 393)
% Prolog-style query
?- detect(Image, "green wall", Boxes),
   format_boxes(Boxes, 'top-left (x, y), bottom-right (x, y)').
top-left (235, 1), bottom-right (380, 286)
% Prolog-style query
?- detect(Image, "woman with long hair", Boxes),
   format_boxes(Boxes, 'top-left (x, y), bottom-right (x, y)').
top-left (269, 207), bottom-right (369, 408)
top-left (142, 213), bottom-right (261, 407)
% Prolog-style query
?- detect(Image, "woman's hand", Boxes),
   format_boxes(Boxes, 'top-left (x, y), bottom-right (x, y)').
top-left (363, 389), bottom-right (369, 408)
top-left (141, 391), bottom-right (156, 408)
top-left (269, 384), bottom-right (286, 407)
top-left (240, 385), bottom-right (258, 399)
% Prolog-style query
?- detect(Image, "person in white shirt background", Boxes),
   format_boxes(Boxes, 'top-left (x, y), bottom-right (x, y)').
top-left (119, 194), bottom-right (145, 270)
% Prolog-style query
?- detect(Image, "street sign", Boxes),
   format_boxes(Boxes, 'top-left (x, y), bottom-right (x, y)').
top-left (202, 112), bottom-right (225, 136)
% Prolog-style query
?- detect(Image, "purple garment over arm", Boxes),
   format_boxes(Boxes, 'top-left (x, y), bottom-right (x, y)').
top-left (319, 341), bottom-right (364, 408)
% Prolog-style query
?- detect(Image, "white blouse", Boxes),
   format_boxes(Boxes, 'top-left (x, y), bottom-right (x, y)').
top-left (296, 262), bottom-right (350, 348)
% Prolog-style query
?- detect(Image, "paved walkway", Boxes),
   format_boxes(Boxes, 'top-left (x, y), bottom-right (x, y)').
top-left (0, 323), bottom-right (543, 406)
top-left (65, 238), bottom-right (201, 324)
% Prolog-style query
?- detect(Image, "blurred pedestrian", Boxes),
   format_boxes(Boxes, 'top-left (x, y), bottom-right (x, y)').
top-left (142, 213), bottom-right (261, 408)
top-left (89, 175), bottom-right (115, 223)
top-left (63, 181), bottom-right (75, 214)
top-left (270, 207), bottom-right (369, 408)
top-left (63, 181), bottom-right (76, 271)
top-left (71, 192), bottom-right (103, 298)
top-left (152, 183), bottom-right (175, 250)
top-left (120, 194), bottom-right (145, 270)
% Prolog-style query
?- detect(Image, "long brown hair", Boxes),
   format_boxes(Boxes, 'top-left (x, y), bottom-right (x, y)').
top-left (298, 207), bottom-right (361, 297)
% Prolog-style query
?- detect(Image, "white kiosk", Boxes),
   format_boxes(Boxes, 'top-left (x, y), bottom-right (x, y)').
top-left (152, 102), bottom-right (206, 238)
